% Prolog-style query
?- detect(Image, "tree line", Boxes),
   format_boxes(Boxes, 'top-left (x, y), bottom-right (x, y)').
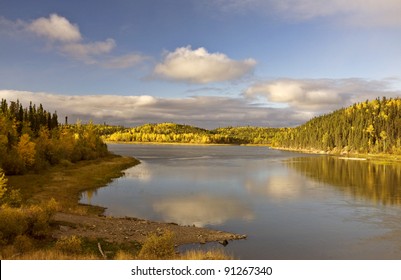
top-left (104, 123), bottom-right (279, 145)
top-left (0, 99), bottom-right (108, 175)
top-left (1, 99), bottom-right (59, 136)
top-left (271, 97), bottom-right (401, 154)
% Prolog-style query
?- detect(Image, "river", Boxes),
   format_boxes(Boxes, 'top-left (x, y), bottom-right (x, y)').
top-left (80, 143), bottom-right (401, 259)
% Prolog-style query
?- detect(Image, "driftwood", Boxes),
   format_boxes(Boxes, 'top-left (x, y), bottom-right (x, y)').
top-left (97, 242), bottom-right (107, 259)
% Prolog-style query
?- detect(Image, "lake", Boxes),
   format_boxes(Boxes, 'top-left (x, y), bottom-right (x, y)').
top-left (80, 143), bottom-right (401, 259)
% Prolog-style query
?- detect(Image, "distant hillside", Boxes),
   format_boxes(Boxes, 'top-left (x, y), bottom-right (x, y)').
top-left (105, 123), bottom-right (278, 145)
top-left (272, 97), bottom-right (401, 154)
top-left (211, 126), bottom-right (279, 144)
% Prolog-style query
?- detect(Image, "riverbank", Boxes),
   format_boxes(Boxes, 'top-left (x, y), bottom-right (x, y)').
top-left (8, 154), bottom-right (140, 214)
top-left (108, 142), bottom-right (401, 164)
top-left (5, 154), bottom-right (245, 259)
top-left (271, 146), bottom-right (401, 163)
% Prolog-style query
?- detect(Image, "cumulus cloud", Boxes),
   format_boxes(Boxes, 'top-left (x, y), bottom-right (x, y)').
top-left (2, 14), bottom-right (147, 69)
top-left (153, 46), bottom-right (256, 83)
top-left (245, 78), bottom-right (401, 114)
top-left (26, 14), bottom-right (82, 42)
top-left (214, 0), bottom-right (401, 27)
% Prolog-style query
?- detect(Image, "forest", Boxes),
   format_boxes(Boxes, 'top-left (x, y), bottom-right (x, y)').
top-left (0, 99), bottom-right (108, 175)
top-left (270, 97), bottom-right (401, 154)
top-left (104, 123), bottom-right (279, 145)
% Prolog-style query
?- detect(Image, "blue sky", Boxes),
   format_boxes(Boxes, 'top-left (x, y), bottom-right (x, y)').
top-left (1, 0), bottom-right (401, 128)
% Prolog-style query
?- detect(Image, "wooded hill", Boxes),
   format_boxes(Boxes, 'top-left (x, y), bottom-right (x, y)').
top-left (271, 97), bottom-right (401, 154)
top-left (104, 123), bottom-right (279, 145)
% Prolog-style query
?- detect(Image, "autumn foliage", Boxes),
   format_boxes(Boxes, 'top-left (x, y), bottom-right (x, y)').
top-left (271, 97), bottom-right (401, 154)
top-left (0, 99), bottom-right (109, 175)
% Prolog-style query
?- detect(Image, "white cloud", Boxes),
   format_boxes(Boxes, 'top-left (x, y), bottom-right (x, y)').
top-left (153, 194), bottom-right (254, 227)
top-left (2, 14), bottom-right (147, 69)
top-left (214, 0), bottom-right (401, 27)
top-left (278, 0), bottom-right (401, 27)
top-left (2, 79), bottom-right (399, 129)
top-left (246, 79), bottom-right (343, 108)
top-left (245, 78), bottom-right (401, 113)
top-left (0, 90), bottom-right (290, 128)
top-left (26, 14), bottom-right (82, 42)
top-left (153, 46), bottom-right (256, 83)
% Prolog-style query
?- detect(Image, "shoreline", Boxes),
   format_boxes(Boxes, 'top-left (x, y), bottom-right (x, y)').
top-left (105, 141), bottom-right (401, 163)
top-left (9, 154), bottom-right (140, 212)
top-left (8, 153), bottom-right (246, 252)
top-left (270, 146), bottom-right (401, 163)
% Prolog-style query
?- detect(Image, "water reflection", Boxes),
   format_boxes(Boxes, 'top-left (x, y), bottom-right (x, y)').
top-left (80, 144), bottom-right (401, 259)
top-left (244, 174), bottom-right (302, 199)
top-left (286, 156), bottom-right (401, 205)
top-left (153, 194), bottom-right (254, 227)
top-left (123, 162), bottom-right (152, 181)
top-left (81, 189), bottom-right (98, 204)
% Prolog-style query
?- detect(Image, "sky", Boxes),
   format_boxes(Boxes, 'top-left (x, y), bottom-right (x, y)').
top-left (1, 0), bottom-right (401, 128)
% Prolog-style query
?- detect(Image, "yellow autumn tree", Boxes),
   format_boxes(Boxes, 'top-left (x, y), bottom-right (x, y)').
top-left (17, 134), bottom-right (36, 168)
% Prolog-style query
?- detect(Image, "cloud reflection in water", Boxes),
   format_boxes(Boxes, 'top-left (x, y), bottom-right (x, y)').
top-left (153, 194), bottom-right (254, 227)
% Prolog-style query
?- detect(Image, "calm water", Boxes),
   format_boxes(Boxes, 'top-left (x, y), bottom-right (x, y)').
top-left (80, 143), bottom-right (401, 259)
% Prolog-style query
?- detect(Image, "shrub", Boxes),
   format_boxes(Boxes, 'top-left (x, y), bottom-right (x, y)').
top-left (55, 236), bottom-right (82, 254)
top-left (10, 249), bottom-right (98, 260)
top-left (137, 231), bottom-right (176, 260)
top-left (2, 189), bottom-right (22, 208)
top-left (0, 245), bottom-right (17, 259)
top-left (13, 235), bottom-right (35, 253)
top-left (26, 205), bottom-right (51, 237)
top-left (0, 198), bottom-right (58, 244)
top-left (1, 149), bottom-right (26, 175)
top-left (180, 248), bottom-right (233, 260)
top-left (114, 250), bottom-right (135, 260)
top-left (0, 206), bottom-right (28, 244)
top-left (26, 198), bottom-right (59, 237)
top-left (0, 170), bottom-right (22, 207)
